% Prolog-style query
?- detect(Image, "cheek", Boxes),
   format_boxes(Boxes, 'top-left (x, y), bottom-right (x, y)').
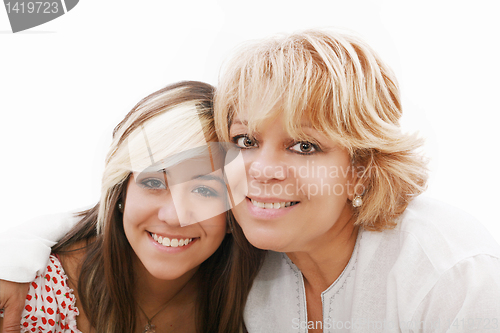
top-left (297, 165), bottom-right (351, 199)
top-left (231, 206), bottom-right (251, 232)
top-left (192, 198), bottom-right (228, 224)
top-left (200, 214), bottom-right (228, 243)
top-left (224, 152), bottom-right (249, 205)
top-left (123, 185), bottom-right (157, 231)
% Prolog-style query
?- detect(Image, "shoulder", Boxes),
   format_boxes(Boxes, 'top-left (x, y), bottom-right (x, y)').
top-left (399, 196), bottom-right (500, 267)
top-left (55, 240), bottom-right (90, 281)
top-left (355, 196), bottom-right (500, 324)
top-left (20, 255), bottom-right (81, 333)
top-left (361, 195), bottom-right (500, 273)
top-left (407, 253), bottom-right (500, 331)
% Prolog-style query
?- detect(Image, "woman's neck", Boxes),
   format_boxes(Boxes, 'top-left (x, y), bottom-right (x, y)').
top-left (286, 204), bottom-right (359, 293)
top-left (132, 254), bottom-right (199, 331)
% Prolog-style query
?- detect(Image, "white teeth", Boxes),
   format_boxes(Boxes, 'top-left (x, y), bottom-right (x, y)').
top-left (251, 199), bottom-right (296, 209)
top-left (151, 233), bottom-right (193, 248)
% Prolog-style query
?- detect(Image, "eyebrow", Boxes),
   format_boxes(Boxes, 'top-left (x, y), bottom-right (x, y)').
top-left (231, 117), bottom-right (313, 129)
top-left (231, 118), bottom-right (247, 126)
top-left (192, 174), bottom-right (225, 185)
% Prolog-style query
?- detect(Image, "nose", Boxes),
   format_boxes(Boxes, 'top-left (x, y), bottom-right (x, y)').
top-left (157, 195), bottom-right (182, 227)
top-left (247, 146), bottom-right (287, 183)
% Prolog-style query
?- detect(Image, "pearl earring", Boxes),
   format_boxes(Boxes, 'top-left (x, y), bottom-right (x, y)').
top-left (352, 195), bottom-right (363, 208)
top-left (118, 202), bottom-right (124, 212)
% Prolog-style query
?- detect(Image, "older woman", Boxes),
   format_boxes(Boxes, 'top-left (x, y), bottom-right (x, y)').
top-left (2, 30), bottom-right (500, 333)
top-left (214, 29), bottom-right (500, 332)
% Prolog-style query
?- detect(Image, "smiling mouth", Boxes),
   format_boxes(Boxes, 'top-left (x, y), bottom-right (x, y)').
top-left (249, 198), bottom-right (300, 209)
top-left (148, 232), bottom-right (195, 247)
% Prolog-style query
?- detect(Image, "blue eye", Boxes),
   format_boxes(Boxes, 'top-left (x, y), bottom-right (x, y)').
top-left (141, 178), bottom-right (167, 190)
top-left (233, 135), bottom-right (258, 149)
top-left (289, 141), bottom-right (319, 155)
top-left (192, 186), bottom-right (218, 197)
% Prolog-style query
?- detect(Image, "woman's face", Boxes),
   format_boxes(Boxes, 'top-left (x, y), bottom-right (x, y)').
top-left (228, 112), bottom-right (356, 253)
top-left (122, 157), bottom-right (228, 281)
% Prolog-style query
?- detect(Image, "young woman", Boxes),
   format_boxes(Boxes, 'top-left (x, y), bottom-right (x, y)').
top-left (2, 30), bottom-right (500, 333)
top-left (0, 81), bottom-right (263, 333)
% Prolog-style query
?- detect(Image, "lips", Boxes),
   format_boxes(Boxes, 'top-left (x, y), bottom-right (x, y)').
top-left (148, 232), bottom-right (195, 248)
top-left (244, 197), bottom-right (299, 219)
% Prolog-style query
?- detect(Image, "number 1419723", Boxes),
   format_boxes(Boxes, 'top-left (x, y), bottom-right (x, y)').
top-left (448, 318), bottom-right (498, 330)
top-left (5, 2), bottom-right (60, 14)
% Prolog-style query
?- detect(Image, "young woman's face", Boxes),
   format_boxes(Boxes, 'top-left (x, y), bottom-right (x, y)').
top-left (122, 159), bottom-right (228, 281)
top-left (228, 112), bottom-right (356, 253)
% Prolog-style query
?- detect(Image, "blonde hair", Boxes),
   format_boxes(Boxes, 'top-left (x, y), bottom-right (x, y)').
top-left (215, 29), bottom-right (428, 231)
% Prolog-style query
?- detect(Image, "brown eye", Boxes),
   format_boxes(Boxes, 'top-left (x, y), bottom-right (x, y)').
top-left (300, 143), bottom-right (313, 152)
top-left (235, 135), bottom-right (257, 148)
top-left (290, 141), bottom-right (317, 154)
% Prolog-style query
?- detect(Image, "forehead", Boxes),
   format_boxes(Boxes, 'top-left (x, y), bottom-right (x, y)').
top-left (230, 106), bottom-right (320, 142)
top-left (127, 106), bottom-right (211, 173)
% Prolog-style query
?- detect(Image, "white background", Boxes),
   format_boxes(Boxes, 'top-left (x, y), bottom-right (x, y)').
top-left (1, 0), bottom-right (499, 243)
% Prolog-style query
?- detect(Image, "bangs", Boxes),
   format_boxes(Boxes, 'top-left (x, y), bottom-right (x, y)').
top-left (214, 30), bottom-right (428, 231)
top-left (223, 33), bottom-right (357, 148)
top-left (126, 101), bottom-right (209, 173)
top-left (216, 29), bottom-right (405, 154)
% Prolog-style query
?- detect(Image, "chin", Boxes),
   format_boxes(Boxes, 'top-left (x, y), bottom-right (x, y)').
top-left (154, 271), bottom-right (187, 281)
top-left (242, 226), bottom-right (287, 252)
top-left (146, 265), bottom-right (188, 281)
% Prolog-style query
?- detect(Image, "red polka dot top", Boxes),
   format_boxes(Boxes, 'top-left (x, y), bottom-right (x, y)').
top-left (0, 255), bottom-right (81, 333)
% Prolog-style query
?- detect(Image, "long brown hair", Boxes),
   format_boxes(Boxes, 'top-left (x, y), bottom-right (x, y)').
top-left (52, 81), bottom-right (265, 332)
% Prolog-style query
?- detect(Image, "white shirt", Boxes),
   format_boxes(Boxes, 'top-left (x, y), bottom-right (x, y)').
top-left (244, 196), bottom-right (500, 332)
top-left (2, 197), bottom-right (500, 332)
top-left (0, 211), bottom-right (80, 282)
